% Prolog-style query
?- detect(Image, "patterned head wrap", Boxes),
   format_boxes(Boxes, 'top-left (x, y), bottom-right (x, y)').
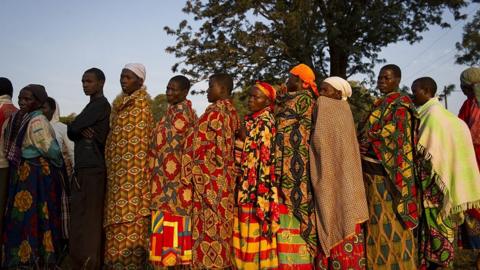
top-left (124, 63), bottom-right (146, 81)
top-left (255, 81), bottom-right (276, 101)
top-left (22, 84), bottom-right (48, 104)
top-left (323, 76), bottom-right (352, 100)
top-left (290, 63), bottom-right (319, 96)
top-left (461, 67), bottom-right (480, 86)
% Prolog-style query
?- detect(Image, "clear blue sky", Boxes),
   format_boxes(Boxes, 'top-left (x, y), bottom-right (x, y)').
top-left (0, 1), bottom-right (478, 116)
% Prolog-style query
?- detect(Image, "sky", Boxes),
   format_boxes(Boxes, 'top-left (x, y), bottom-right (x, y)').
top-left (0, 1), bottom-right (478, 116)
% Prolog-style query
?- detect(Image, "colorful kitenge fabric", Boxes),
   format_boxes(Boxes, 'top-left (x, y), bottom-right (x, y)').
top-left (233, 204), bottom-right (279, 269)
top-left (316, 224), bottom-right (366, 270)
top-left (459, 96), bottom-right (480, 249)
top-left (2, 111), bottom-right (64, 268)
top-left (234, 107), bottom-right (279, 269)
top-left (362, 159), bottom-right (417, 270)
top-left (276, 204), bottom-right (314, 270)
top-left (148, 99), bottom-right (197, 267)
top-left (104, 87), bottom-right (154, 269)
top-left (274, 89), bottom-right (318, 257)
top-left (104, 217), bottom-right (150, 269)
top-left (417, 157), bottom-right (455, 268)
top-left (359, 92), bottom-right (419, 229)
top-left (182, 99), bottom-right (239, 269)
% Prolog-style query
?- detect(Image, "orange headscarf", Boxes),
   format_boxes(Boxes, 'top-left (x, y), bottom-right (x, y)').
top-left (255, 81), bottom-right (277, 101)
top-left (290, 64), bottom-right (319, 96)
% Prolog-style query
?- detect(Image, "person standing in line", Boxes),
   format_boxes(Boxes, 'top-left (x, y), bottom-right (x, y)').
top-left (233, 81), bottom-right (279, 269)
top-left (0, 77), bottom-right (18, 252)
top-left (42, 97), bottom-right (74, 178)
top-left (104, 63), bottom-right (154, 269)
top-left (148, 75), bottom-right (197, 268)
top-left (67, 68), bottom-right (111, 270)
top-left (275, 63), bottom-right (319, 269)
top-left (311, 77), bottom-right (369, 269)
top-left (2, 84), bottom-right (66, 268)
top-left (359, 64), bottom-right (419, 270)
top-left (411, 76), bottom-right (480, 269)
top-left (181, 73), bottom-right (239, 269)
top-left (457, 67), bottom-right (480, 269)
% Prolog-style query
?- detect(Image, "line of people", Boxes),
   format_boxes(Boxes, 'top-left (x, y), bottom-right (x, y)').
top-left (0, 63), bottom-right (480, 270)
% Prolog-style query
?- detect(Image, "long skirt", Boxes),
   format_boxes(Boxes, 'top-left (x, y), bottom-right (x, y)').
top-left (362, 159), bottom-right (417, 270)
top-left (276, 204), bottom-right (314, 270)
top-left (150, 211), bottom-right (192, 268)
top-left (104, 217), bottom-right (149, 270)
top-left (316, 224), bottom-right (366, 270)
top-left (1, 157), bottom-right (63, 268)
top-left (233, 204), bottom-right (278, 269)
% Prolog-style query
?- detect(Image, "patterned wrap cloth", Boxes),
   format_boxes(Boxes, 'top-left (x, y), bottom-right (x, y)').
top-left (359, 91), bottom-right (419, 270)
top-left (309, 96), bottom-right (368, 269)
top-left (182, 99), bottom-right (239, 269)
top-left (2, 110), bottom-right (65, 268)
top-left (274, 89), bottom-right (318, 269)
top-left (104, 87), bottom-right (154, 269)
top-left (234, 106), bottom-right (279, 269)
top-left (148, 99), bottom-right (197, 267)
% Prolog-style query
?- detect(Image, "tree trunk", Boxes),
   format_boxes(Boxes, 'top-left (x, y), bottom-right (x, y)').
top-left (329, 45), bottom-right (348, 78)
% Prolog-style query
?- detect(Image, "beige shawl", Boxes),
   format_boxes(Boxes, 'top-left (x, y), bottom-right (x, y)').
top-left (309, 96), bottom-right (369, 256)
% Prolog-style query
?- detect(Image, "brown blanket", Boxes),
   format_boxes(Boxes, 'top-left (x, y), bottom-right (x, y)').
top-left (309, 96), bottom-right (369, 256)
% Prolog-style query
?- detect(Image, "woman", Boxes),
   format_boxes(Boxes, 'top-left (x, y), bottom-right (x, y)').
top-left (275, 63), bottom-right (318, 269)
top-left (311, 77), bottom-right (368, 269)
top-left (359, 64), bottom-right (419, 270)
top-left (233, 81), bottom-right (279, 269)
top-left (104, 63), bottom-right (154, 269)
top-left (1, 84), bottom-right (66, 268)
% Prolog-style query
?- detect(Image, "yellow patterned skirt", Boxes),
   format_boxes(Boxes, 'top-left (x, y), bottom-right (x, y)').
top-left (104, 217), bottom-right (149, 269)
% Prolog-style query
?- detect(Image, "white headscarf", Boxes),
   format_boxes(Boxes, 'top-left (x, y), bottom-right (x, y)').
top-left (323, 76), bottom-right (352, 100)
top-left (124, 63), bottom-right (146, 81)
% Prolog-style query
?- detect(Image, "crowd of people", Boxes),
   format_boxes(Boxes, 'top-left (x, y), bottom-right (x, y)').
top-left (0, 63), bottom-right (479, 270)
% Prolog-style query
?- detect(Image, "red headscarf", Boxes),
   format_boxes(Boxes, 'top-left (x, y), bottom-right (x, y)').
top-left (255, 81), bottom-right (276, 101)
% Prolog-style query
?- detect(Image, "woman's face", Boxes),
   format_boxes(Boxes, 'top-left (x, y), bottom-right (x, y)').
top-left (18, 89), bottom-right (40, 113)
top-left (120, 69), bottom-right (143, 95)
top-left (319, 82), bottom-right (342, 100)
top-left (248, 86), bottom-right (271, 113)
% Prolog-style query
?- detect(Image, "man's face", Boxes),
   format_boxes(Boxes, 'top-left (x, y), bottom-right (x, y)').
top-left (166, 79), bottom-right (187, 105)
top-left (82, 72), bottom-right (104, 96)
top-left (411, 82), bottom-right (429, 107)
top-left (377, 69), bottom-right (400, 94)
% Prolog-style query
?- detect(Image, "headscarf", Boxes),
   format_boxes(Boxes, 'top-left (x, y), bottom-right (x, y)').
top-left (124, 63), bottom-right (146, 81)
top-left (290, 63), bottom-right (319, 96)
top-left (323, 76), bottom-right (352, 100)
top-left (255, 81), bottom-right (276, 101)
top-left (22, 84), bottom-right (48, 104)
top-left (460, 67), bottom-right (480, 105)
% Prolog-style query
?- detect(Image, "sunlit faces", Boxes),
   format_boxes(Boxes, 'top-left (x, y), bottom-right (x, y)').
top-left (120, 69), bottom-right (143, 95)
top-left (82, 72), bottom-right (104, 97)
top-left (377, 69), bottom-right (400, 94)
top-left (248, 86), bottom-right (271, 113)
top-left (207, 79), bottom-right (224, 103)
top-left (166, 79), bottom-right (188, 105)
top-left (411, 82), bottom-right (431, 107)
top-left (286, 74), bottom-right (302, 92)
top-left (319, 82), bottom-right (342, 100)
top-left (18, 89), bottom-right (40, 113)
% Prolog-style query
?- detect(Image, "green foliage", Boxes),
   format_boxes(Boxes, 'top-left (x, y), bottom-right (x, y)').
top-left (456, 7), bottom-right (480, 65)
top-left (232, 87), bottom-right (249, 120)
top-left (151, 94), bottom-right (168, 122)
top-left (59, 113), bottom-right (76, 125)
top-left (348, 81), bottom-right (375, 130)
top-left (165, 0), bottom-right (467, 84)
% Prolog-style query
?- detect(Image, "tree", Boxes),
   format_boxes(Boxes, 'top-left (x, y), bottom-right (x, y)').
top-left (438, 84), bottom-right (456, 109)
top-left (165, 0), bottom-right (467, 84)
top-left (60, 113), bottom-right (76, 125)
top-left (151, 94), bottom-right (168, 121)
top-left (456, 6), bottom-right (480, 66)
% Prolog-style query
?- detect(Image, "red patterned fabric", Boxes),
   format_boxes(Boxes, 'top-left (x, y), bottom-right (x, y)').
top-left (182, 99), bottom-right (239, 269)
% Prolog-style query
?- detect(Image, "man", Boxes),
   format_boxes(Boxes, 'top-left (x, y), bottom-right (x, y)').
top-left (0, 77), bottom-right (18, 250)
top-left (412, 76), bottom-right (480, 269)
top-left (67, 68), bottom-right (111, 270)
